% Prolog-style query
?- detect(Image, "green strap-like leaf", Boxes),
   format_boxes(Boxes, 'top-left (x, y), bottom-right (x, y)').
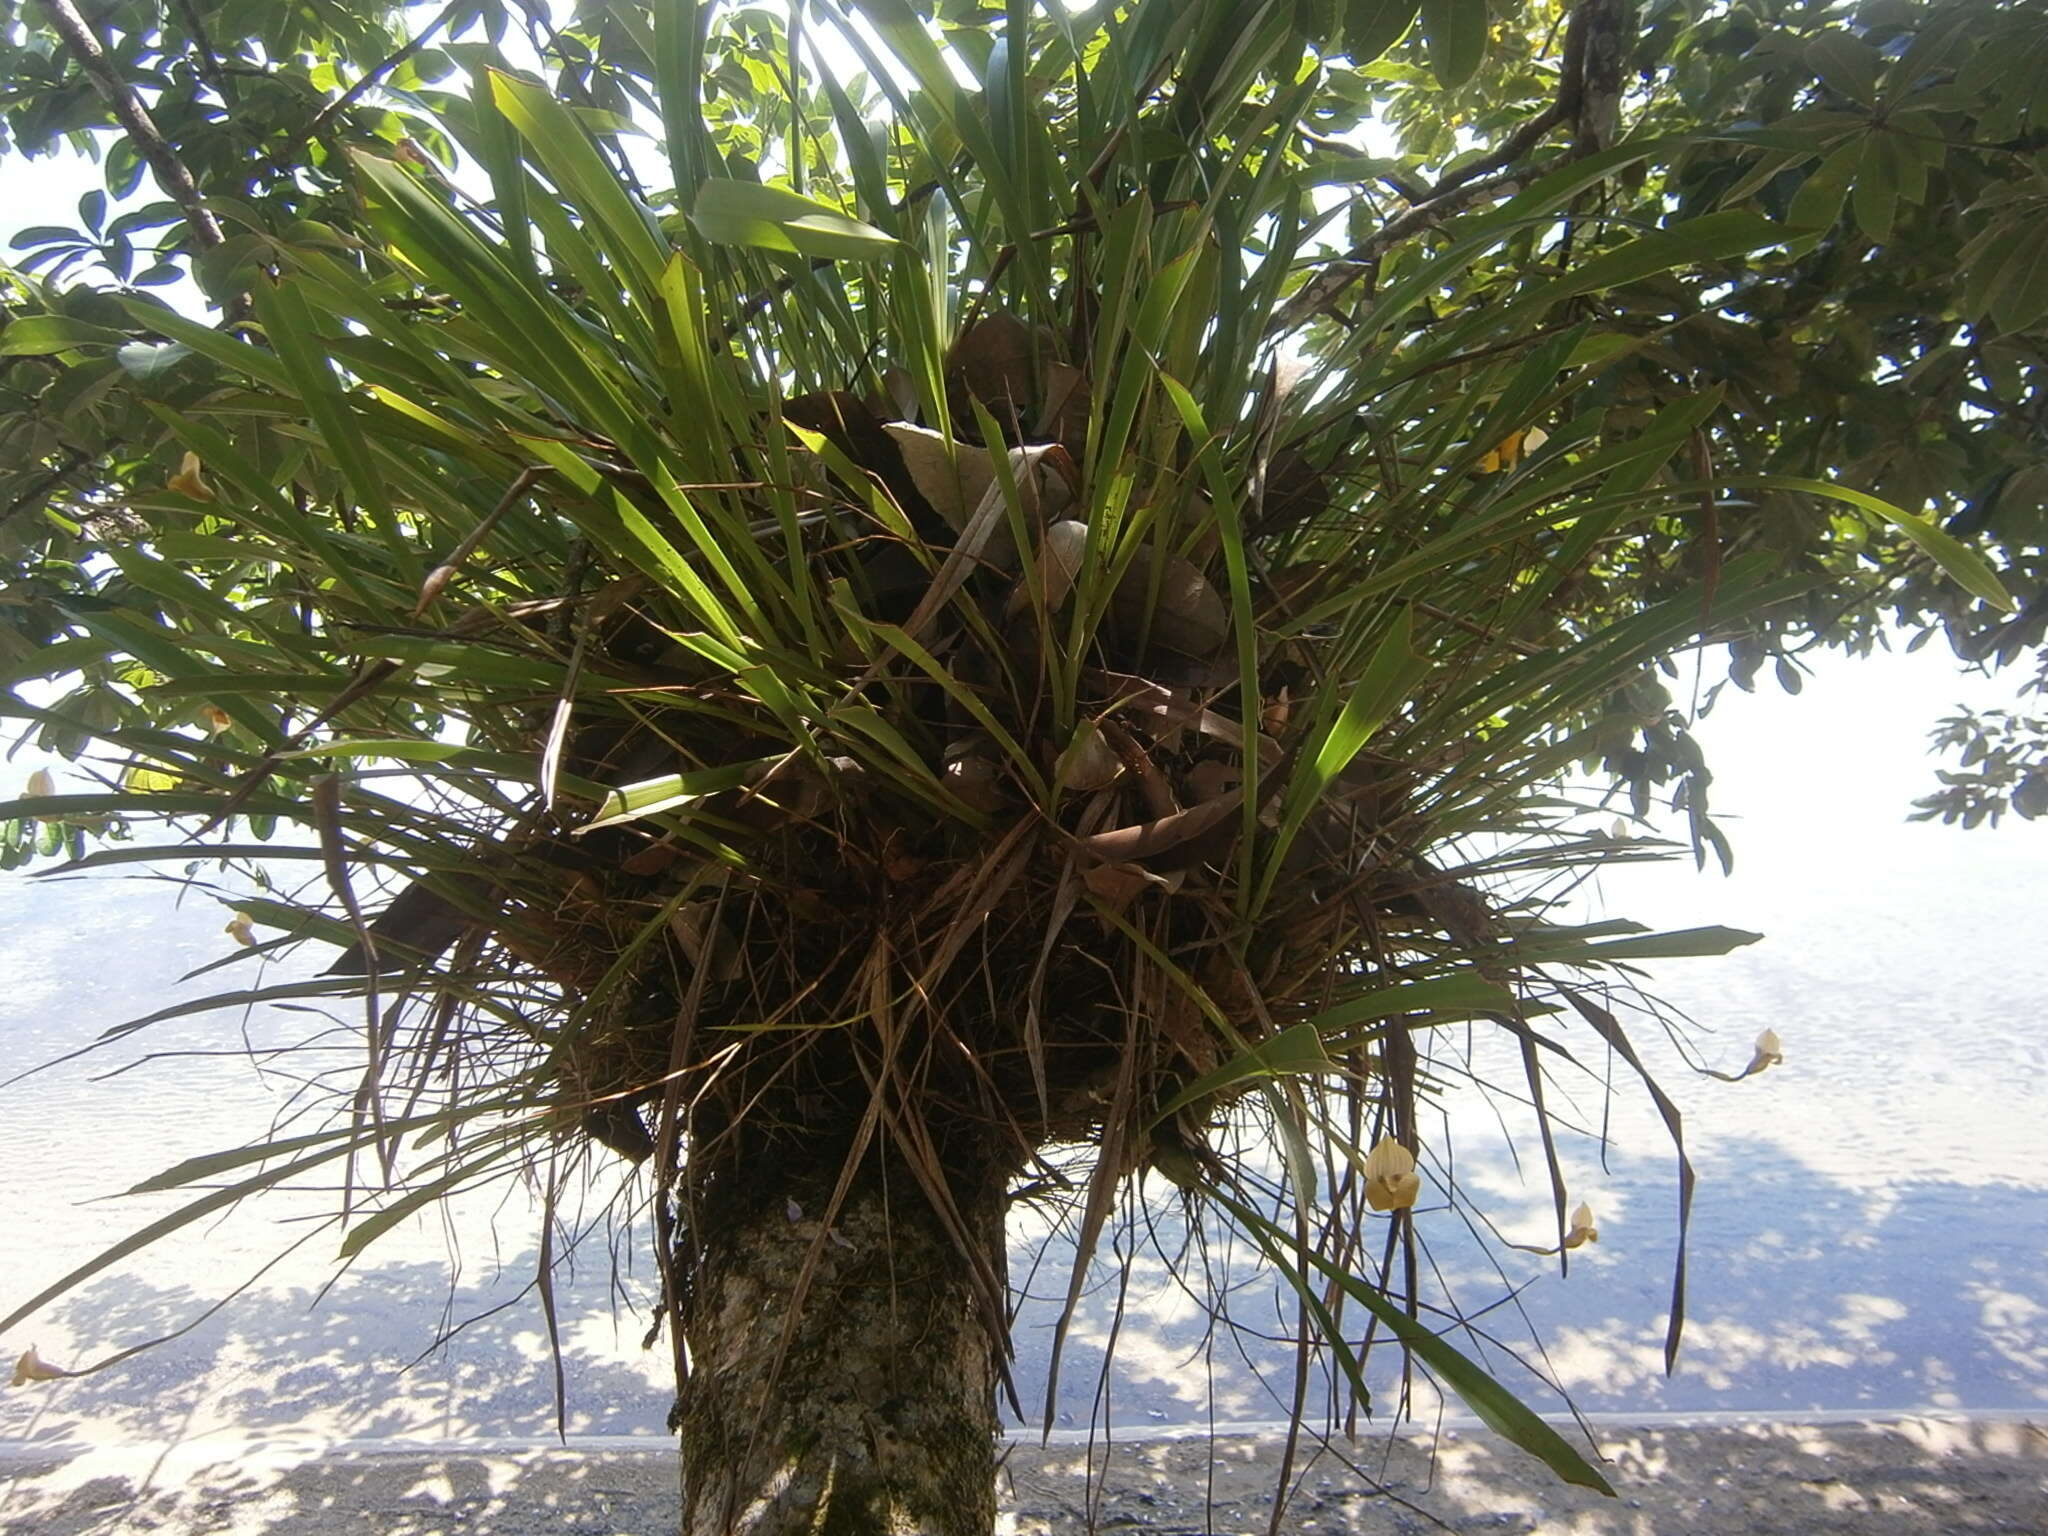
top-left (690, 179), bottom-right (901, 261)
top-left (0, 315), bottom-right (127, 354)
top-left (1212, 1186), bottom-right (1617, 1496)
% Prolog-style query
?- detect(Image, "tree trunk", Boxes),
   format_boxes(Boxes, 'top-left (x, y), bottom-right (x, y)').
top-left (676, 1152), bottom-right (1006, 1536)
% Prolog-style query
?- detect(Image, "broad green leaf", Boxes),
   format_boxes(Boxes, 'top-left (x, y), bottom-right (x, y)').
top-left (1420, 0), bottom-right (1487, 89)
top-left (277, 738), bottom-right (466, 763)
top-left (1788, 143), bottom-right (1859, 230)
top-left (1343, 0), bottom-right (1423, 63)
top-left (1527, 925), bottom-right (1764, 962)
top-left (580, 759), bottom-right (775, 833)
top-left (1541, 212), bottom-right (1786, 304)
top-left (1806, 28), bottom-right (1881, 105)
top-left (115, 340), bottom-right (192, 380)
top-left (1739, 475), bottom-right (2015, 612)
top-left (488, 70), bottom-right (669, 299)
top-left (130, 1106), bottom-right (504, 1194)
top-left (1305, 973), bottom-right (1525, 1036)
top-left (1851, 132), bottom-right (1899, 243)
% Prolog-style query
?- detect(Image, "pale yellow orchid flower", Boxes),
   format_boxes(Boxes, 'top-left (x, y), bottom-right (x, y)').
top-left (1363, 1135), bottom-right (1421, 1212)
top-left (1562, 1201), bottom-right (1599, 1250)
top-left (224, 912), bottom-right (257, 948)
top-left (167, 451), bottom-right (215, 502)
top-left (1748, 1027), bottom-right (1784, 1074)
top-left (25, 767), bottom-right (55, 799)
top-left (1476, 425), bottom-right (1548, 474)
top-left (200, 705), bottom-right (232, 737)
top-left (10, 1346), bottom-right (69, 1387)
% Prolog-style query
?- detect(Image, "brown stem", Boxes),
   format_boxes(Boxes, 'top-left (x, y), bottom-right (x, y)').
top-left (1430, 101), bottom-right (1569, 202)
top-left (34, 0), bottom-right (224, 250)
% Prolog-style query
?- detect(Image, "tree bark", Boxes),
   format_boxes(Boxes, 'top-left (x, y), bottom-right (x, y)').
top-left (676, 1152), bottom-right (1006, 1536)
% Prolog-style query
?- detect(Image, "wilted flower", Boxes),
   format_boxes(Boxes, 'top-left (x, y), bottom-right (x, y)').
top-left (1363, 1135), bottom-right (1421, 1212)
top-left (1748, 1028), bottom-right (1784, 1074)
top-left (10, 1346), bottom-right (67, 1387)
top-left (224, 912), bottom-right (257, 947)
top-left (167, 451), bottom-right (215, 502)
top-left (200, 705), bottom-right (232, 737)
top-left (25, 768), bottom-right (54, 800)
top-left (1563, 1201), bottom-right (1599, 1250)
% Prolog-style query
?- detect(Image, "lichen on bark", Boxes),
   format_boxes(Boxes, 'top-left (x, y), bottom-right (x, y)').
top-left (675, 1146), bottom-right (1009, 1536)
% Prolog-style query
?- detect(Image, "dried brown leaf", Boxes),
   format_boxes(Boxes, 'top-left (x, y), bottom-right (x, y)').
top-left (946, 312), bottom-right (1040, 424)
top-left (1076, 791), bottom-right (1241, 866)
top-left (1111, 546), bottom-right (1230, 659)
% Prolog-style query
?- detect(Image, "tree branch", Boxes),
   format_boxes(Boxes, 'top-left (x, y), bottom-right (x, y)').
top-left (262, 0), bottom-right (463, 175)
top-left (169, 0), bottom-right (229, 98)
top-left (34, 0), bottom-right (224, 251)
top-left (0, 445), bottom-right (96, 527)
top-left (1429, 101), bottom-right (1568, 203)
top-left (1267, 167), bottom-right (1535, 335)
top-left (1268, 0), bottom-right (1626, 337)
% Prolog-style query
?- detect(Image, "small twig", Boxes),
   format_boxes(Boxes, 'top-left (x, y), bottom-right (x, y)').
top-left (1268, 167), bottom-right (1536, 335)
top-left (718, 257), bottom-right (836, 346)
top-left (261, 0), bottom-right (463, 176)
top-left (1432, 102), bottom-right (1569, 203)
top-left (1270, 0), bottom-right (1623, 337)
top-left (35, 0), bottom-right (223, 251)
top-left (413, 465), bottom-right (551, 618)
top-left (1401, 597), bottom-right (1547, 657)
top-left (170, 0), bottom-right (229, 97)
top-left (0, 444), bottom-right (95, 526)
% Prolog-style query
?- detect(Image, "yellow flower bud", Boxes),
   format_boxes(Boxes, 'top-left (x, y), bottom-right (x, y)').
top-left (224, 912), bottom-right (257, 947)
top-left (25, 767), bottom-right (55, 799)
top-left (1748, 1027), bottom-right (1783, 1074)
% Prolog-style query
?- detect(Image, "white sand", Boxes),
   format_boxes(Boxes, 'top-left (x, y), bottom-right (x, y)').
top-left (3, 1417), bottom-right (2044, 1534)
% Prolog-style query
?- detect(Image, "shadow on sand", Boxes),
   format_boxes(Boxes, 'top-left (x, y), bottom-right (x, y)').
top-left (3, 1140), bottom-right (2045, 1532)
top-left (5, 1418), bottom-right (2046, 1535)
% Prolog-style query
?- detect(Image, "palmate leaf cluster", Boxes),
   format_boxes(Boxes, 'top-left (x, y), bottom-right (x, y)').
top-left (0, 0), bottom-right (2029, 1497)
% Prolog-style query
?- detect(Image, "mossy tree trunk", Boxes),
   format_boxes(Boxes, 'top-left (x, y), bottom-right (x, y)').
top-left (676, 1148), bottom-right (1009, 1536)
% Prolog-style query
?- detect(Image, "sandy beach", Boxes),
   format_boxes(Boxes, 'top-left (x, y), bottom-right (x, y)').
top-left (3, 1416), bottom-right (2043, 1534)
top-left (5, 653), bottom-right (2046, 1536)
